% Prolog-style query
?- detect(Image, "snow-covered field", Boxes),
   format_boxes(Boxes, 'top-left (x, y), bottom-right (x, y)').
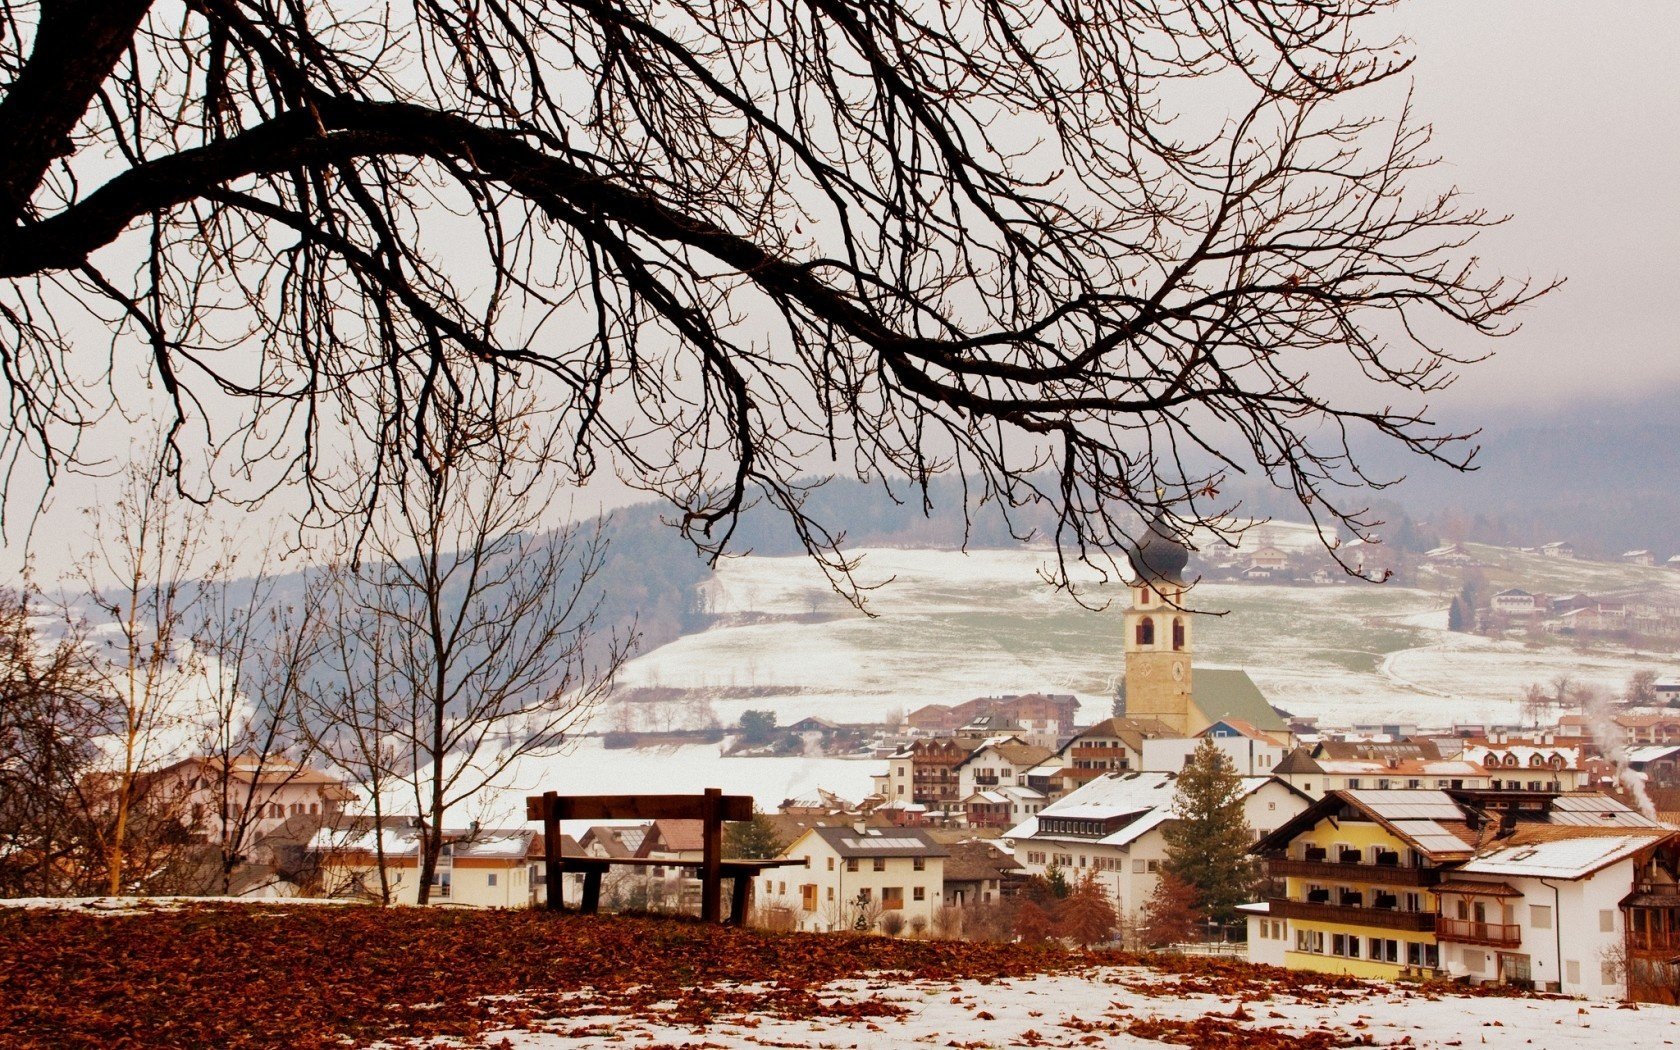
top-left (606, 547), bottom-right (1680, 732)
top-left (484, 967), bottom-right (1680, 1049)
top-left (459, 738), bottom-right (881, 826)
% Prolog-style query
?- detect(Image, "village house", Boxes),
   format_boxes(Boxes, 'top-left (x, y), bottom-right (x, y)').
top-left (940, 839), bottom-right (1022, 907)
top-left (955, 738), bottom-right (1054, 827)
top-left (1625, 550), bottom-right (1656, 567)
top-left (1539, 541), bottom-right (1576, 559)
top-left (308, 821), bottom-right (544, 907)
top-left (1056, 717), bottom-right (1177, 792)
top-left (1248, 788), bottom-right (1673, 999)
top-left (1140, 720), bottom-right (1289, 775)
top-left (146, 755), bottom-right (356, 840)
top-left (765, 825), bottom-right (947, 933)
top-left (1271, 747), bottom-right (1491, 799)
top-left (1456, 742), bottom-right (1584, 791)
top-left (1248, 545), bottom-right (1291, 572)
top-left (1424, 543), bottom-right (1472, 564)
top-left (1251, 790), bottom-right (1482, 981)
top-left (1489, 588), bottom-right (1540, 616)
top-left (1005, 770), bottom-right (1311, 924)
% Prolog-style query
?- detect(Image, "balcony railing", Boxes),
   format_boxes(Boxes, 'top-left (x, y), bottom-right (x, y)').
top-left (973, 774), bottom-right (1000, 786)
top-left (1628, 932), bottom-right (1680, 955)
top-left (1266, 857), bottom-right (1442, 886)
top-left (1435, 917), bottom-right (1521, 947)
top-left (1268, 897), bottom-right (1436, 933)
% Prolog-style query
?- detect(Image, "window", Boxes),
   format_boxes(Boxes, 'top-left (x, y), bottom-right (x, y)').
top-left (1345, 779), bottom-right (1361, 789)
top-left (1530, 905), bottom-right (1552, 929)
top-left (1171, 618), bottom-right (1185, 651)
top-left (827, 857), bottom-right (835, 871)
top-left (802, 884), bottom-right (818, 912)
top-left (846, 858), bottom-right (859, 873)
top-left (858, 888), bottom-right (871, 901)
top-left (913, 887), bottom-right (925, 901)
top-left (1600, 909), bottom-right (1616, 933)
top-left (487, 873), bottom-right (498, 887)
top-left (1602, 960), bottom-right (1618, 984)
top-left (826, 886), bottom-right (834, 900)
top-left (897, 786), bottom-right (904, 795)
top-left (778, 881), bottom-right (786, 895)
top-left (1566, 960), bottom-right (1581, 985)
top-left (913, 857), bottom-right (925, 871)
top-left (1146, 859), bottom-right (1159, 873)
top-left (882, 887), bottom-right (904, 910)
top-left (1136, 617), bottom-right (1155, 646)
top-left (1132, 859), bottom-right (1146, 873)
top-left (873, 857), bottom-right (886, 872)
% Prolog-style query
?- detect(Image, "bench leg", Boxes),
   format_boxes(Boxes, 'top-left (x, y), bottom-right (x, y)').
top-left (728, 875), bottom-right (751, 927)
top-left (581, 870), bottom-right (602, 914)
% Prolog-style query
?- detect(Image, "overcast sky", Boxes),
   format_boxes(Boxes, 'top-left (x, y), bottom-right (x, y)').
top-left (9, 2), bottom-right (1677, 583)
top-left (1389, 1), bottom-right (1679, 411)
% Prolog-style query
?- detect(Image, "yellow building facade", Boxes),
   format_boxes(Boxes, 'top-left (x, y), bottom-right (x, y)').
top-left (1258, 791), bottom-right (1472, 979)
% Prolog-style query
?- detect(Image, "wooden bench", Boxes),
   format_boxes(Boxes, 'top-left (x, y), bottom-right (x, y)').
top-left (525, 787), bottom-right (806, 925)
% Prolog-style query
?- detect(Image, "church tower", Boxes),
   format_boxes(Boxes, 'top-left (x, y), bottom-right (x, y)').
top-left (1122, 517), bottom-right (1195, 734)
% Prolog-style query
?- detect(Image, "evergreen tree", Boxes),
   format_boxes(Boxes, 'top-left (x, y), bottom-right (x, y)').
top-left (1160, 739), bottom-right (1260, 924)
top-left (723, 813), bottom-right (789, 859)
top-left (1448, 597), bottom-right (1467, 632)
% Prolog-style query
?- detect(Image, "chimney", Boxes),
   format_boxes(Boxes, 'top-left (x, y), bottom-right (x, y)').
top-left (852, 820), bottom-right (869, 836)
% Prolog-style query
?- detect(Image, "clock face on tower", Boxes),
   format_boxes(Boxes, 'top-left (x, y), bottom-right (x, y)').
top-left (1171, 660), bottom-right (1184, 682)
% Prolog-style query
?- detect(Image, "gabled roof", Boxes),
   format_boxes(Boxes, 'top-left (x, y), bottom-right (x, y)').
top-left (1006, 771), bottom-right (1305, 848)
top-left (1193, 669), bottom-right (1286, 733)
top-left (1063, 716), bottom-right (1178, 753)
top-left (1200, 718), bottom-right (1283, 744)
top-left (1271, 747), bottom-right (1322, 775)
top-left (1314, 738), bottom-right (1441, 761)
top-left (943, 839), bottom-right (1023, 883)
top-left (642, 819), bottom-right (706, 855)
top-left (803, 826), bottom-right (949, 859)
top-left (1460, 829), bottom-right (1670, 881)
top-left (1254, 790), bottom-right (1478, 861)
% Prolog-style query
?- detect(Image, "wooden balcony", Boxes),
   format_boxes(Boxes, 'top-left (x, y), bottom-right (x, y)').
top-left (1267, 857), bottom-right (1443, 886)
top-left (1435, 917), bottom-right (1521, 947)
top-left (1268, 897), bottom-right (1436, 933)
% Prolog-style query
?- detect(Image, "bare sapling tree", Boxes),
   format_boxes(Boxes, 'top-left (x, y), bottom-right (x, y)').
top-left (0, 584), bottom-right (109, 896)
top-left (315, 414), bottom-right (627, 905)
top-left (300, 564), bottom-right (405, 904)
top-left (0, 1), bottom-right (1551, 602)
top-left (190, 548), bottom-right (329, 895)
top-left (75, 453), bottom-right (217, 895)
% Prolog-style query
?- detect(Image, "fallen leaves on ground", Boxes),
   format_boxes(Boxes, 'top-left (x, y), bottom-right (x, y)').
top-left (0, 904), bottom-right (1079, 1048)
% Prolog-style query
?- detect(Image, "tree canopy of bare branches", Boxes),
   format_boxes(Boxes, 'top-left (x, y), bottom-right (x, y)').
top-left (0, 0), bottom-right (1548, 594)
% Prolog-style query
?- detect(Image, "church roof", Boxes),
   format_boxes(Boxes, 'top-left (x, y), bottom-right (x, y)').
top-left (1193, 668), bottom-right (1286, 733)
top-left (1127, 515), bottom-right (1190, 586)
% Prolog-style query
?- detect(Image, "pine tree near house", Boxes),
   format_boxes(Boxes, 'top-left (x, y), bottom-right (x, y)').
top-left (723, 813), bottom-right (789, 860)
top-left (1160, 738), bottom-right (1261, 925)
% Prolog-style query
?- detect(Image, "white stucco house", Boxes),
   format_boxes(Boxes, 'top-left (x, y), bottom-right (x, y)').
top-left (764, 825), bottom-right (947, 933)
top-left (1004, 771), bottom-right (1312, 923)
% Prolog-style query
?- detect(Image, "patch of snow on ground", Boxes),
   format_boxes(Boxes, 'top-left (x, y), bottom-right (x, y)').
top-left (482, 968), bottom-right (1680, 1049)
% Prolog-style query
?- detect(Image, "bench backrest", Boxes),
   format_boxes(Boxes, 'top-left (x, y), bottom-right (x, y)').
top-left (526, 787), bottom-right (752, 922)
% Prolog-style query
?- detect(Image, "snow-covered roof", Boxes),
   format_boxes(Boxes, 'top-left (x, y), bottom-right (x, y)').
top-left (306, 826), bottom-right (536, 860)
top-left (1004, 771), bottom-right (1286, 848)
top-left (1625, 745), bottom-right (1680, 766)
top-left (1460, 832), bottom-right (1665, 881)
